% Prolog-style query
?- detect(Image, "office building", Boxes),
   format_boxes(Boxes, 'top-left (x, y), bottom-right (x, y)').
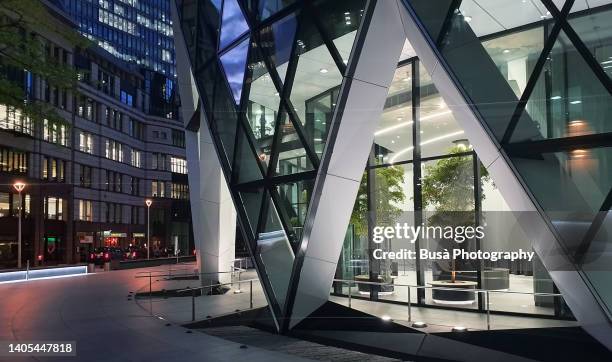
top-left (0, 1), bottom-right (192, 268)
top-left (174, 0), bottom-right (612, 357)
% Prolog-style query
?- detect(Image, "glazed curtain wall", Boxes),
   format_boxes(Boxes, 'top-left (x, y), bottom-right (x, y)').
top-left (403, 0), bottom-right (612, 317)
top-left (175, 0), bottom-right (372, 324)
top-left (333, 55), bottom-right (571, 317)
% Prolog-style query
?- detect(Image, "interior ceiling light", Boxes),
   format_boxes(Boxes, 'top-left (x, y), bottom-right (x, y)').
top-left (319, 68), bottom-right (329, 74)
top-left (503, 49), bottom-right (511, 54)
top-left (463, 15), bottom-right (472, 22)
top-left (550, 95), bottom-right (562, 100)
top-left (389, 130), bottom-right (465, 164)
top-left (374, 110), bottom-right (452, 137)
top-left (570, 100), bottom-right (582, 105)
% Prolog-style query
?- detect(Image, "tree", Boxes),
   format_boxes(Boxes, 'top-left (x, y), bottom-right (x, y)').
top-left (421, 146), bottom-right (490, 282)
top-left (350, 165), bottom-right (406, 238)
top-left (0, 0), bottom-right (87, 126)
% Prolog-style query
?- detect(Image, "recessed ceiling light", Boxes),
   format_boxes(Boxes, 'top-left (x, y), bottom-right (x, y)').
top-left (503, 49), bottom-right (511, 54)
top-left (452, 326), bottom-right (468, 332)
top-left (345, 21), bottom-right (352, 25)
top-left (397, 117), bottom-right (403, 121)
top-left (319, 68), bottom-right (329, 74)
top-left (570, 100), bottom-right (582, 105)
top-left (550, 96), bottom-right (561, 100)
top-left (274, 92), bottom-right (279, 96)
top-left (315, 119), bottom-right (321, 123)
top-left (463, 15), bottom-right (472, 22)
top-left (381, 315), bottom-right (391, 321)
top-left (391, 140), bottom-right (395, 144)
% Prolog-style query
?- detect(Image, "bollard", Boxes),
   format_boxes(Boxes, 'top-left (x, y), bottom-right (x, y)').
top-left (407, 286), bottom-right (411, 322)
top-left (348, 282), bottom-right (352, 309)
top-left (104, 261), bottom-right (110, 272)
top-left (191, 288), bottom-right (196, 321)
top-left (249, 280), bottom-right (253, 309)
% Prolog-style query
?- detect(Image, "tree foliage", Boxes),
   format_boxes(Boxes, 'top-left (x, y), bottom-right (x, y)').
top-left (0, 0), bottom-right (88, 125)
top-left (421, 146), bottom-right (490, 215)
top-left (350, 165), bottom-right (406, 238)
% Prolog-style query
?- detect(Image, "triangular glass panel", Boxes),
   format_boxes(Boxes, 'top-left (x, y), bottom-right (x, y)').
top-left (312, 0), bottom-right (367, 63)
top-left (239, 185), bottom-right (264, 238)
top-left (205, 64), bottom-right (239, 169)
top-left (568, 6), bottom-right (612, 82)
top-left (257, 193), bottom-right (295, 310)
top-left (191, 0), bottom-right (224, 70)
top-left (509, 30), bottom-right (612, 143)
top-left (272, 111), bottom-right (314, 176)
top-left (481, 26), bottom-right (545, 100)
top-left (259, 12), bottom-right (298, 84)
top-left (275, 178), bottom-right (315, 243)
top-left (258, 0), bottom-right (295, 21)
top-left (219, 0), bottom-right (250, 51)
top-left (234, 121), bottom-right (264, 184)
top-left (288, 17), bottom-right (342, 158)
top-left (244, 43), bottom-right (281, 167)
top-left (220, 38), bottom-right (250, 105)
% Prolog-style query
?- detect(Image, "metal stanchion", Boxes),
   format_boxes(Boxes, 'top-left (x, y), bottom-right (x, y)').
top-left (191, 288), bottom-right (196, 322)
top-left (149, 272), bottom-right (152, 314)
top-left (249, 280), bottom-right (253, 309)
top-left (407, 286), bottom-right (411, 322)
top-left (486, 290), bottom-right (491, 330)
top-left (348, 281), bottom-right (352, 309)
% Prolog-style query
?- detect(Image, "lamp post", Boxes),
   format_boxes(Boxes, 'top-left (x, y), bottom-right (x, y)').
top-left (13, 181), bottom-right (26, 269)
top-left (145, 199), bottom-right (152, 260)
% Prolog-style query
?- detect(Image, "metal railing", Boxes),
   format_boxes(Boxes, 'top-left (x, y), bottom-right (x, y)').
top-left (176, 279), bottom-right (259, 321)
top-left (133, 266), bottom-right (259, 322)
top-left (333, 278), bottom-right (564, 330)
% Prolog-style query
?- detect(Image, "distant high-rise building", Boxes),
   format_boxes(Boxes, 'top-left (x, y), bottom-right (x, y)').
top-left (57, 0), bottom-right (175, 77)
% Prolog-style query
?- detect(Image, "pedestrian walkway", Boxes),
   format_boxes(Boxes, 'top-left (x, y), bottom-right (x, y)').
top-left (0, 264), bottom-right (309, 362)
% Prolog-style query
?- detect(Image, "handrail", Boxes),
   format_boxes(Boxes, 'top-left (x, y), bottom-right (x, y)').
top-left (176, 278), bottom-right (259, 293)
top-left (332, 278), bottom-right (563, 297)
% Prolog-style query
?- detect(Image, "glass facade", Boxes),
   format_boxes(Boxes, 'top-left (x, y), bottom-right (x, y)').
top-left (404, 0), bottom-right (612, 316)
top-left (58, 0), bottom-right (175, 76)
top-left (176, 0), bottom-right (370, 321)
top-left (334, 56), bottom-right (570, 317)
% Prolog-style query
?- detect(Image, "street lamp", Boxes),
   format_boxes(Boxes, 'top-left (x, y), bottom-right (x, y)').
top-left (145, 199), bottom-right (152, 260)
top-left (13, 181), bottom-right (26, 269)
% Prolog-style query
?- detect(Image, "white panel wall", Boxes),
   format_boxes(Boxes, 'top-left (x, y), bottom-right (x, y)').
top-left (289, 0), bottom-right (407, 327)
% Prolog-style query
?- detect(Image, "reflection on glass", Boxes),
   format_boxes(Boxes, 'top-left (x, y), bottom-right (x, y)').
top-left (220, 38), bottom-right (250, 104)
top-left (260, 13), bottom-right (298, 83)
top-left (258, 197), bottom-right (295, 309)
top-left (289, 17), bottom-right (342, 154)
top-left (419, 68), bottom-right (466, 159)
top-left (375, 64), bottom-right (413, 164)
top-left (482, 27), bottom-right (544, 99)
top-left (570, 7), bottom-right (612, 82)
top-left (234, 123), bottom-right (264, 184)
top-left (511, 30), bottom-right (612, 142)
top-left (276, 178), bottom-right (314, 242)
top-left (245, 46), bottom-right (280, 166)
top-left (273, 112), bottom-right (313, 176)
top-left (312, 0), bottom-right (366, 62)
top-left (258, 0), bottom-right (295, 20)
top-left (240, 186), bottom-right (264, 237)
top-left (219, 0), bottom-right (249, 50)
